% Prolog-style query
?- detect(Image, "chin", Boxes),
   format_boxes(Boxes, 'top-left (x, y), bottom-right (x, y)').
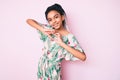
top-left (55, 27), bottom-right (61, 30)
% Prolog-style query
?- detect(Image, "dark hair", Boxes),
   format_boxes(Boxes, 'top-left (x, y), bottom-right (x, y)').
top-left (45, 3), bottom-right (66, 27)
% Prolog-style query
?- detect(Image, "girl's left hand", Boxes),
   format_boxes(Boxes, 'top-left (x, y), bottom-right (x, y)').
top-left (54, 33), bottom-right (63, 45)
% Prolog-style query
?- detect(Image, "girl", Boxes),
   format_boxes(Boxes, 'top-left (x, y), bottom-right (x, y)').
top-left (26, 3), bottom-right (86, 80)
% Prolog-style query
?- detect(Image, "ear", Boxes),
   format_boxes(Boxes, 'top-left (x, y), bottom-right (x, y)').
top-left (62, 15), bottom-right (65, 21)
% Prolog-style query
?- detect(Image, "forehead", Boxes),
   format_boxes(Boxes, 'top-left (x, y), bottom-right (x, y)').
top-left (47, 10), bottom-right (60, 19)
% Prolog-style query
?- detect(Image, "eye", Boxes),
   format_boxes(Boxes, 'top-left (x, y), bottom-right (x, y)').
top-left (54, 14), bottom-right (59, 19)
top-left (55, 15), bottom-right (58, 18)
top-left (48, 18), bottom-right (52, 22)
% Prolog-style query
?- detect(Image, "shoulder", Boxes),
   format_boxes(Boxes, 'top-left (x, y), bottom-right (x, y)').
top-left (67, 33), bottom-right (75, 39)
top-left (67, 33), bottom-right (79, 43)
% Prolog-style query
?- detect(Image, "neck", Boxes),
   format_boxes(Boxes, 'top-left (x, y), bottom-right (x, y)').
top-left (55, 26), bottom-right (70, 36)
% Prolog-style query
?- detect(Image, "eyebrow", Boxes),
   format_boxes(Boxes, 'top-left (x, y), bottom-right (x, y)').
top-left (54, 14), bottom-right (59, 17)
top-left (47, 13), bottom-right (59, 20)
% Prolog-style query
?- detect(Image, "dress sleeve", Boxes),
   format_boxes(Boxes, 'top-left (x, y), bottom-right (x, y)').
top-left (63, 35), bottom-right (84, 61)
top-left (37, 23), bottom-right (48, 42)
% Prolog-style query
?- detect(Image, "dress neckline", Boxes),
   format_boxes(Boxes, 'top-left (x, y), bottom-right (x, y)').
top-left (62, 33), bottom-right (72, 37)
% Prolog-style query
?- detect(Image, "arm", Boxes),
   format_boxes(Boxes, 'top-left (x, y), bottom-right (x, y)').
top-left (54, 33), bottom-right (86, 61)
top-left (26, 19), bottom-right (44, 33)
top-left (26, 19), bottom-right (55, 38)
top-left (60, 42), bottom-right (86, 61)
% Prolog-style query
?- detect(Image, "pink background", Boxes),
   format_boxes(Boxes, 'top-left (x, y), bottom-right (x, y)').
top-left (0, 0), bottom-right (120, 80)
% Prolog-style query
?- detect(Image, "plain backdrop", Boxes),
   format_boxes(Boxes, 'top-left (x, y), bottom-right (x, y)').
top-left (0, 0), bottom-right (120, 80)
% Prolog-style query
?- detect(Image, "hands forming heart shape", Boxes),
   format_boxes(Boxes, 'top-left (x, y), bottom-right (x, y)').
top-left (43, 28), bottom-right (63, 45)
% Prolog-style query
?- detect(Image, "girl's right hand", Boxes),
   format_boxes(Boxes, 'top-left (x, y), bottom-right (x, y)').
top-left (43, 28), bottom-right (55, 39)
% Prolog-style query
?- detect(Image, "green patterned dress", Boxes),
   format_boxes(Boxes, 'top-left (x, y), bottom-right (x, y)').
top-left (37, 24), bottom-right (84, 80)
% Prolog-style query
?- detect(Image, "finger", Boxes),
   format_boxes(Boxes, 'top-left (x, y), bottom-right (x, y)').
top-left (54, 33), bottom-right (61, 37)
top-left (44, 28), bottom-right (54, 32)
top-left (44, 29), bottom-right (55, 35)
top-left (51, 30), bottom-right (55, 34)
top-left (48, 35), bottom-right (53, 40)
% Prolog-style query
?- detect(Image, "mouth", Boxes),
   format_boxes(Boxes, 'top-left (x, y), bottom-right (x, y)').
top-left (53, 23), bottom-right (59, 28)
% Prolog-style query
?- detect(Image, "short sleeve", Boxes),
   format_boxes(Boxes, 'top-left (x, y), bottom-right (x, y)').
top-left (37, 23), bottom-right (49, 42)
top-left (63, 35), bottom-right (84, 61)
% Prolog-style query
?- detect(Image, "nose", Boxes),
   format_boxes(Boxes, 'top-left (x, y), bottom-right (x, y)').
top-left (52, 19), bottom-right (56, 23)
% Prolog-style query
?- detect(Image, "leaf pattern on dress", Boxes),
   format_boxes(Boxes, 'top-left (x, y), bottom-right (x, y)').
top-left (37, 23), bottom-right (84, 80)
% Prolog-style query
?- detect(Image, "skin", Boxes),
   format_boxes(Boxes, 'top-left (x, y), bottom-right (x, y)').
top-left (26, 10), bottom-right (86, 61)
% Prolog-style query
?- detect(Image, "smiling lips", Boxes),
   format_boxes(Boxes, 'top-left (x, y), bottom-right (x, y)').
top-left (53, 23), bottom-right (59, 28)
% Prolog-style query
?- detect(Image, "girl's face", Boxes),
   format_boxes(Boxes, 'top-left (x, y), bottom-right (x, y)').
top-left (47, 10), bottom-right (65, 30)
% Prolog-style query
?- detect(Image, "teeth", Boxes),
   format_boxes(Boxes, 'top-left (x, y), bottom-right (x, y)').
top-left (54, 25), bottom-right (57, 27)
top-left (53, 23), bottom-right (58, 27)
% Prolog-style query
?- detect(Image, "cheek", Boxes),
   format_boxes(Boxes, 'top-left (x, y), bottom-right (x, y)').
top-left (57, 18), bottom-right (62, 22)
top-left (48, 22), bottom-right (54, 28)
top-left (48, 21), bottom-right (52, 26)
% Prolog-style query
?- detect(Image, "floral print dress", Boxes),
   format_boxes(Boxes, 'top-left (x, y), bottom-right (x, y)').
top-left (37, 24), bottom-right (84, 80)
